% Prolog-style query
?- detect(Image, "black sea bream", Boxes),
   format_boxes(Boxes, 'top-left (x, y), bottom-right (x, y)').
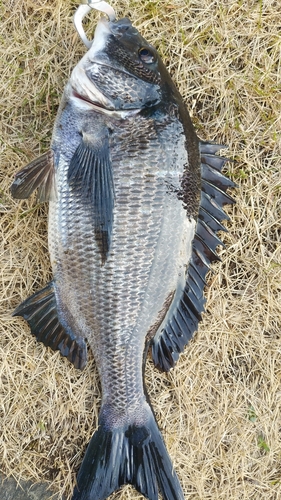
top-left (11, 14), bottom-right (234, 500)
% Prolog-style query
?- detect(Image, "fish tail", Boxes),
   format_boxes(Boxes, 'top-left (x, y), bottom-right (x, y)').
top-left (72, 406), bottom-right (185, 500)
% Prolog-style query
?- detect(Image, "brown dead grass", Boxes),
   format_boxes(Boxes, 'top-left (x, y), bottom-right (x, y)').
top-left (1, 0), bottom-right (281, 499)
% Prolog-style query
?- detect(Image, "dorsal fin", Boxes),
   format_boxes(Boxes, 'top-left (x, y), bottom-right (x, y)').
top-left (152, 141), bottom-right (235, 372)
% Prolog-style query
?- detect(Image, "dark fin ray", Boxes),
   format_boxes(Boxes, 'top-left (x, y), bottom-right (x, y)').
top-left (201, 153), bottom-right (228, 172)
top-left (182, 287), bottom-right (205, 321)
top-left (72, 411), bottom-right (184, 500)
top-left (194, 233), bottom-right (221, 263)
top-left (196, 218), bottom-right (225, 250)
top-left (152, 296), bottom-right (199, 371)
top-left (187, 271), bottom-right (205, 300)
top-left (12, 283), bottom-right (87, 370)
top-left (202, 179), bottom-right (235, 206)
top-left (152, 330), bottom-right (179, 371)
top-left (199, 140), bottom-right (227, 155)
top-left (199, 205), bottom-right (227, 233)
top-left (200, 191), bottom-right (230, 222)
top-left (192, 243), bottom-right (213, 275)
top-left (68, 141), bottom-right (114, 262)
top-left (152, 141), bottom-right (235, 371)
top-left (10, 151), bottom-right (55, 202)
top-left (201, 163), bottom-right (235, 190)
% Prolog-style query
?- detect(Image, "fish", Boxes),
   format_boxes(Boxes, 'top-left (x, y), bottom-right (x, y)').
top-left (11, 13), bottom-right (235, 500)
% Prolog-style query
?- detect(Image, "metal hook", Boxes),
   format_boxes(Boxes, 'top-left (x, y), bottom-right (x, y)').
top-left (74, 1), bottom-right (116, 48)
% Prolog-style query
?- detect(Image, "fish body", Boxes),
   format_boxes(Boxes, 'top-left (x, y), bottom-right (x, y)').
top-left (11, 15), bottom-right (234, 500)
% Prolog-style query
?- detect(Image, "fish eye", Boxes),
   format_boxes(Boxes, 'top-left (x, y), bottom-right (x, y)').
top-left (138, 47), bottom-right (156, 64)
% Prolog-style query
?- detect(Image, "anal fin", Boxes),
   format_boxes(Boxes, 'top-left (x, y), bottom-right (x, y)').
top-left (12, 282), bottom-right (87, 370)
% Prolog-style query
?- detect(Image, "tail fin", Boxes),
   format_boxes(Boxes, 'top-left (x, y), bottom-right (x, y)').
top-left (72, 409), bottom-right (184, 500)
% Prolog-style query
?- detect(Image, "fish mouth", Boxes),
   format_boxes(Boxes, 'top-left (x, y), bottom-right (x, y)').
top-left (72, 89), bottom-right (107, 109)
top-left (71, 87), bottom-right (116, 116)
top-left (70, 85), bottom-right (139, 119)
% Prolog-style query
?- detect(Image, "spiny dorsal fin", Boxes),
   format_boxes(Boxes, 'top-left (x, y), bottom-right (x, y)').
top-left (12, 282), bottom-right (87, 370)
top-left (68, 135), bottom-right (114, 263)
top-left (10, 150), bottom-right (55, 202)
top-left (152, 141), bottom-right (235, 372)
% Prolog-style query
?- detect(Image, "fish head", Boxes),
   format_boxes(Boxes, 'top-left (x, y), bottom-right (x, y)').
top-left (69, 17), bottom-right (177, 113)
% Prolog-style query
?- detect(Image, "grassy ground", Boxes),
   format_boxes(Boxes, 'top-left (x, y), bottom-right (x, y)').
top-left (1, 0), bottom-right (280, 499)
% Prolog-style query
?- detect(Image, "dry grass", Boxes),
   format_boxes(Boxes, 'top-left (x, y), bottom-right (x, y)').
top-left (1, 0), bottom-right (281, 499)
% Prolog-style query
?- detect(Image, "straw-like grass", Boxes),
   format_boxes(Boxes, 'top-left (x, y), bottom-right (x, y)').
top-left (1, 1), bottom-right (280, 499)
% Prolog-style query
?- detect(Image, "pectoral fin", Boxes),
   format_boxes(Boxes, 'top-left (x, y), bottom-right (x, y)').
top-left (68, 133), bottom-right (114, 263)
top-left (10, 150), bottom-right (55, 202)
top-left (12, 282), bottom-right (87, 370)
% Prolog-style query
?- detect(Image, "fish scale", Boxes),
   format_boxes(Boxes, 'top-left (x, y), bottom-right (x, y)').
top-left (50, 113), bottom-right (187, 422)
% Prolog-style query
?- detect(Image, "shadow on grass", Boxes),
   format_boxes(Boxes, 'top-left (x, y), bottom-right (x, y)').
top-left (0, 473), bottom-right (64, 500)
